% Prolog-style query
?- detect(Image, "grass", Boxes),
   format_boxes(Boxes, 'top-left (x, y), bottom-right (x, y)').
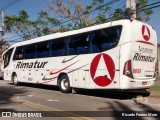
top-left (148, 80), bottom-right (160, 93)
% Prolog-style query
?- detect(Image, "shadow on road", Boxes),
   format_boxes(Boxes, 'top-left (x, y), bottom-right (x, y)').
top-left (73, 89), bottom-right (150, 100)
top-left (15, 82), bottom-right (60, 91)
top-left (95, 101), bottom-right (160, 120)
top-left (0, 84), bottom-right (28, 106)
top-left (9, 82), bottom-right (151, 100)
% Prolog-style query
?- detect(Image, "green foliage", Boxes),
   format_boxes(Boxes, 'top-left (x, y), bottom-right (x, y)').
top-left (110, 9), bottom-right (125, 21)
top-left (96, 14), bottom-right (106, 23)
top-left (5, 10), bottom-right (59, 39)
top-left (113, 0), bottom-right (153, 22)
top-left (110, 0), bottom-right (153, 21)
top-left (5, 10), bottom-right (33, 39)
top-left (136, 0), bottom-right (153, 21)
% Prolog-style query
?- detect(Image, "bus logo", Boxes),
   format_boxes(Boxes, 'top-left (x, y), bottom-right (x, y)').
top-left (142, 25), bottom-right (150, 41)
top-left (90, 53), bottom-right (115, 87)
top-left (136, 25), bottom-right (154, 46)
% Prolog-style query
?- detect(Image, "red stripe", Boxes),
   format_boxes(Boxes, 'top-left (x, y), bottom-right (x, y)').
top-left (36, 60), bottom-right (80, 84)
top-left (49, 60), bottom-right (79, 75)
top-left (136, 40), bottom-right (155, 46)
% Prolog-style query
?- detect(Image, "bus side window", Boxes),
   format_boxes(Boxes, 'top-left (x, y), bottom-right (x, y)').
top-left (77, 34), bottom-right (89, 54)
top-left (50, 38), bottom-right (66, 57)
top-left (90, 34), bottom-right (99, 53)
top-left (36, 42), bottom-right (49, 58)
top-left (68, 33), bottom-right (89, 55)
top-left (14, 47), bottom-right (24, 60)
top-left (68, 38), bottom-right (76, 55)
top-left (24, 45), bottom-right (36, 59)
top-left (91, 26), bottom-right (122, 53)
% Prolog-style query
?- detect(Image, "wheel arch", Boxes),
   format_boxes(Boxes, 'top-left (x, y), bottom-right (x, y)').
top-left (57, 72), bottom-right (72, 86)
top-left (11, 72), bottom-right (17, 81)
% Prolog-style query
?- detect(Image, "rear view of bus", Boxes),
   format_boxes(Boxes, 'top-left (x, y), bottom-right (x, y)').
top-left (122, 20), bottom-right (157, 90)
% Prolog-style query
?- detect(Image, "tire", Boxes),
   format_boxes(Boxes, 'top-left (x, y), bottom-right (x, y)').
top-left (12, 74), bottom-right (19, 86)
top-left (59, 75), bottom-right (72, 93)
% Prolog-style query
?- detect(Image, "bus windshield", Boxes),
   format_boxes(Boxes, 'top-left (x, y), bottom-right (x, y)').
top-left (4, 48), bottom-right (13, 68)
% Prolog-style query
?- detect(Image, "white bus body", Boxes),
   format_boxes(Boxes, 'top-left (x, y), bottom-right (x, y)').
top-left (2, 19), bottom-right (157, 93)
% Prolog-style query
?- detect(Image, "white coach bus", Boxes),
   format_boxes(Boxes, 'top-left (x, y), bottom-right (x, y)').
top-left (2, 19), bottom-right (157, 93)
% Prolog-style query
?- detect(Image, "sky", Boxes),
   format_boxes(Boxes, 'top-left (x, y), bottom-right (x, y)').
top-left (0, 0), bottom-right (160, 44)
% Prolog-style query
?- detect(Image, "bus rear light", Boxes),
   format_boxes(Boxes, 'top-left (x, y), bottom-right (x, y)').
top-left (123, 60), bottom-right (133, 78)
top-left (130, 19), bottom-right (133, 22)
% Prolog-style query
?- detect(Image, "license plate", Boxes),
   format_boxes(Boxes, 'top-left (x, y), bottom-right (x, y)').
top-left (142, 82), bottom-right (147, 86)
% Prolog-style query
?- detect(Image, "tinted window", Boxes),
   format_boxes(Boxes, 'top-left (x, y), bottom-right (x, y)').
top-left (91, 25), bottom-right (122, 53)
top-left (37, 42), bottom-right (49, 58)
top-left (14, 47), bottom-right (24, 60)
top-left (12, 25), bottom-right (122, 59)
top-left (4, 48), bottom-right (13, 68)
top-left (68, 33), bottom-right (89, 55)
top-left (24, 44), bottom-right (36, 59)
top-left (50, 38), bottom-right (67, 57)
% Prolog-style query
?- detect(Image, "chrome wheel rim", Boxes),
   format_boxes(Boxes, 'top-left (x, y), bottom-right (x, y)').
top-left (13, 75), bottom-right (18, 84)
top-left (61, 79), bottom-right (69, 90)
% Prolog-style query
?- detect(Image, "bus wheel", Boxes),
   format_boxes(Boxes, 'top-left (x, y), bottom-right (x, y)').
top-left (12, 74), bottom-right (19, 86)
top-left (59, 75), bottom-right (72, 93)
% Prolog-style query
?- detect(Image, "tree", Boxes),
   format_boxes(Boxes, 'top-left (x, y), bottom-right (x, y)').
top-left (4, 10), bottom-right (59, 39)
top-left (5, 10), bottom-right (34, 40)
top-left (46, 0), bottom-right (111, 29)
top-left (111, 0), bottom-right (153, 21)
top-left (136, 0), bottom-right (153, 21)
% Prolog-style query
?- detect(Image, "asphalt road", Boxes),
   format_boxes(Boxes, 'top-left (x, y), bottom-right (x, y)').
top-left (0, 80), bottom-right (160, 120)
